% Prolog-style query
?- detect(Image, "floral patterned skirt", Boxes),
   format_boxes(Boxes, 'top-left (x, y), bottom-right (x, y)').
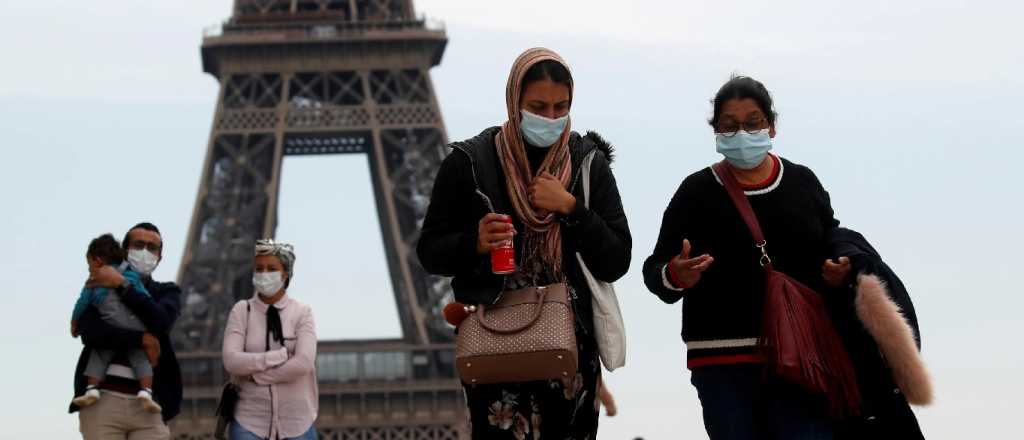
top-left (462, 323), bottom-right (601, 440)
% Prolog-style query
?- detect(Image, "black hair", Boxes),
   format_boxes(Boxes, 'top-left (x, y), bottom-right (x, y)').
top-left (88, 233), bottom-right (126, 265)
top-left (122, 222), bottom-right (161, 250)
top-left (708, 75), bottom-right (777, 129)
top-left (521, 60), bottom-right (573, 93)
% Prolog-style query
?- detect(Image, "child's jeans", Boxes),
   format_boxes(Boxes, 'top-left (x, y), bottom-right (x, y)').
top-left (85, 348), bottom-right (152, 380)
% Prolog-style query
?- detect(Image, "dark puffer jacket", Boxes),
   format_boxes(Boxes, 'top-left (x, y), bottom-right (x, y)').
top-left (830, 228), bottom-right (928, 439)
top-left (416, 127), bottom-right (631, 331)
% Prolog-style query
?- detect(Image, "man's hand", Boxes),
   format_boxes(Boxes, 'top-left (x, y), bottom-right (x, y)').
top-left (89, 265), bottom-right (126, 289)
top-left (142, 333), bottom-right (161, 368)
top-left (71, 321), bottom-right (79, 338)
top-left (529, 172), bottom-right (576, 216)
top-left (823, 256), bottom-right (852, 288)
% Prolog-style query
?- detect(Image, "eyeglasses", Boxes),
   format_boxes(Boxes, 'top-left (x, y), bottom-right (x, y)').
top-left (716, 118), bottom-right (769, 137)
top-left (129, 240), bottom-right (162, 253)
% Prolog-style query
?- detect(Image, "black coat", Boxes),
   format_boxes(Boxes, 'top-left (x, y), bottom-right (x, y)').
top-left (417, 127), bottom-right (631, 329)
top-left (830, 228), bottom-right (925, 439)
top-left (68, 277), bottom-right (183, 422)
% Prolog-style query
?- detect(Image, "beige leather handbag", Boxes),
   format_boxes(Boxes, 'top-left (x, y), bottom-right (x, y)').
top-left (456, 283), bottom-right (577, 385)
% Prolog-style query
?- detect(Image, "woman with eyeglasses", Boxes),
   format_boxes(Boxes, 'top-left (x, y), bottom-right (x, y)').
top-left (642, 76), bottom-right (853, 439)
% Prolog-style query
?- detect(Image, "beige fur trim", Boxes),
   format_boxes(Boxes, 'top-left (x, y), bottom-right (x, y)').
top-left (855, 274), bottom-right (933, 405)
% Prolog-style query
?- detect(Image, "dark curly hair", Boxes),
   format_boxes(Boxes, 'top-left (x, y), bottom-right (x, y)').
top-left (88, 233), bottom-right (126, 265)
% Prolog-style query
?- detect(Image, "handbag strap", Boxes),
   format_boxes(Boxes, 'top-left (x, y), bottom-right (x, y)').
top-left (711, 161), bottom-right (773, 268)
top-left (243, 300), bottom-right (252, 349)
top-left (476, 286), bottom-right (549, 334)
top-left (230, 301), bottom-right (252, 386)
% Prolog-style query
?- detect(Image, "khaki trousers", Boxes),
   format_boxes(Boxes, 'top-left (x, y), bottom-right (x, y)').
top-left (78, 391), bottom-right (170, 440)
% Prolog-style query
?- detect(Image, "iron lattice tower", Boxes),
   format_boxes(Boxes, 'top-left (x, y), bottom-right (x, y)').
top-left (170, 1), bottom-right (463, 438)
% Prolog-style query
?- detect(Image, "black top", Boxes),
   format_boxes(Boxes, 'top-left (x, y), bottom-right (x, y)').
top-left (643, 157), bottom-right (838, 364)
top-left (417, 127), bottom-right (631, 333)
top-left (525, 142), bottom-right (550, 172)
top-left (69, 276), bottom-right (183, 422)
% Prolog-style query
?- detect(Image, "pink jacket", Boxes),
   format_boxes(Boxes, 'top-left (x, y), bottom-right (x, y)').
top-left (222, 294), bottom-right (318, 439)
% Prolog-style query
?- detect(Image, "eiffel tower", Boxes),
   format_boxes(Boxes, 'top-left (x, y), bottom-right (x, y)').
top-left (169, 1), bottom-right (463, 438)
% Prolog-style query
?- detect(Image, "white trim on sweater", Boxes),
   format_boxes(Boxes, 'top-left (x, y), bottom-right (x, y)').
top-left (710, 154), bottom-right (785, 196)
top-left (686, 337), bottom-right (759, 350)
top-left (661, 264), bottom-right (685, 292)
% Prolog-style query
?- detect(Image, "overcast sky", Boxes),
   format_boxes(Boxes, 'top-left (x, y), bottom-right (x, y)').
top-left (1, 1), bottom-right (1022, 438)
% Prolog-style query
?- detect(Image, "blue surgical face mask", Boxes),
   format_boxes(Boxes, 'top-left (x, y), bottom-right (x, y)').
top-left (715, 129), bottom-right (773, 169)
top-left (520, 110), bottom-right (568, 148)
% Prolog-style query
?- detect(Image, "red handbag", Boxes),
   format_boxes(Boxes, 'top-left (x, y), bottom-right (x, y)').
top-left (713, 161), bottom-right (860, 417)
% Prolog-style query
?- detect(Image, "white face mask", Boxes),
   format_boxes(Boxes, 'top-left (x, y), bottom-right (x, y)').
top-left (253, 271), bottom-right (285, 297)
top-left (127, 249), bottom-right (159, 276)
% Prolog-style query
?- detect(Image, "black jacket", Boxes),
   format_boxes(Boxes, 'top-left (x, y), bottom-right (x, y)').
top-left (417, 127), bottom-right (631, 328)
top-left (69, 277), bottom-right (183, 422)
top-left (830, 228), bottom-right (925, 439)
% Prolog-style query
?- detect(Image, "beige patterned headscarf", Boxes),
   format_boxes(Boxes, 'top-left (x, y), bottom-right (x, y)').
top-left (494, 48), bottom-right (574, 276)
top-left (255, 239), bottom-right (295, 279)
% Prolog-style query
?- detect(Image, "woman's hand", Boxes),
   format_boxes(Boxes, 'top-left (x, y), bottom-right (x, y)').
top-left (668, 239), bottom-right (714, 288)
top-left (477, 213), bottom-right (516, 255)
top-left (822, 256), bottom-right (852, 287)
top-left (529, 172), bottom-right (576, 216)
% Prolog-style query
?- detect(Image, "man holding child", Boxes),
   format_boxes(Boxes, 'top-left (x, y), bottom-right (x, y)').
top-left (69, 222), bottom-right (183, 440)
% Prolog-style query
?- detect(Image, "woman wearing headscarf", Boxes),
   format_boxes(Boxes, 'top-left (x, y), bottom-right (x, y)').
top-left (642, 76), bottom-right (854, 439)
top-left (417, 48), bottom-right (631, 439)
top-left (222, 240), bottom-right (319, 440)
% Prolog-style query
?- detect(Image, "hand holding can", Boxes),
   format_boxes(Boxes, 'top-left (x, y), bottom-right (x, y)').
top-left (477, 213), bottom-right (516, 274)
top-left (490, 215), bottom-right (515, 274)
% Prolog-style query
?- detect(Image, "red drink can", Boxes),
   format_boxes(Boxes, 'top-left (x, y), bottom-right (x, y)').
top-left (490, 215), bottom-right (516, 274)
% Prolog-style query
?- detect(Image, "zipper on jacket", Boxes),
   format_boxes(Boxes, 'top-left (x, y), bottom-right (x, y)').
top-left (492, 287), bottom-right (505, 305)
top-left (567, 284), bottom-right (589, 335)
top-left (454, 145), bottom-right (509, 306)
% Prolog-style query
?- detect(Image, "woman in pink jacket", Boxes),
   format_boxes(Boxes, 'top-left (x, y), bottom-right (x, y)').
top-left (222, 239), bottom-right (319, 440)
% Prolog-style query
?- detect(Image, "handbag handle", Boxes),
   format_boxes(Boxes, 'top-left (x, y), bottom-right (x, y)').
top-left (711, 161), bottom-right (773, 268)
top-left (476, 286), bottom-right (549, 334)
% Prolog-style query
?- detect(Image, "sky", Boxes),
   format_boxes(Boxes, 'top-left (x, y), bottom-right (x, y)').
top-left (1, 0), bottom-right (1022, 438)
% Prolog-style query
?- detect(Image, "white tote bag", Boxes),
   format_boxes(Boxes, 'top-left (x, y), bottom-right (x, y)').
top-left (576, 151), bottom-right (627, 371)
